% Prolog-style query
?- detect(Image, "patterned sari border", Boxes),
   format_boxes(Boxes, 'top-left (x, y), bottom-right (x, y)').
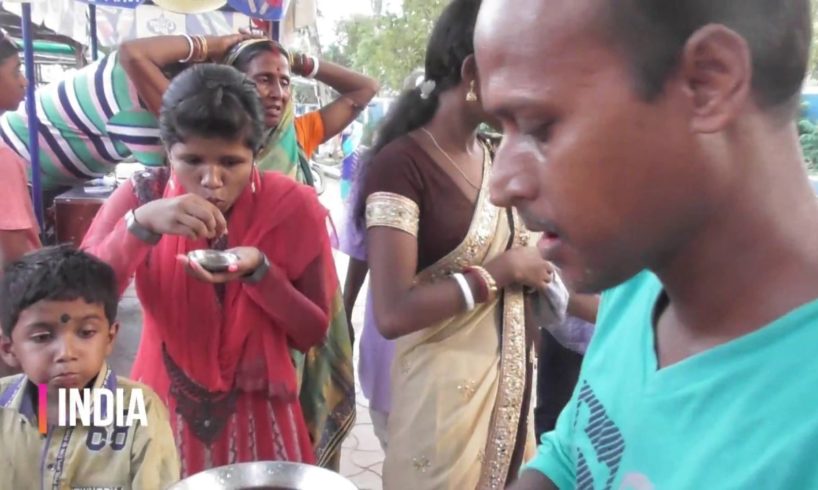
top-left (477, 211), bottom-right (531, 489)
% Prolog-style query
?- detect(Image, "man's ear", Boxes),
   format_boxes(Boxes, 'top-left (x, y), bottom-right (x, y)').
top-left (0, 335), bottom-right (20, 369)
top-left (676, 24), bottom-right (753, 134)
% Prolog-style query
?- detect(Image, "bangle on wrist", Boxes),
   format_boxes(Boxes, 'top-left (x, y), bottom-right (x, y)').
top-left (452, 272), bottom-right (476, 312)
top-left (306, 56), bottom-right (320, 78)
top-left (179, 35), bottom-right (195, 63)
top-left (466, 265), bottom-right (498, 302)
top-left (464, 269), bottom-right (489, 303)
top-left (125, 209), bottom-right (161, 245)
top-left (192, 36), bottom-right (209, 62)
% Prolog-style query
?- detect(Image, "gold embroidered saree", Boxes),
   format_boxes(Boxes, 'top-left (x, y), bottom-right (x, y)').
top-left (366, 151), bottom-right (535, 490)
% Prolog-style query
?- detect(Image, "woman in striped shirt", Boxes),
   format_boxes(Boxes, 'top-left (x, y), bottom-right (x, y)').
top-left (0, 33), bottom-right (250, 194)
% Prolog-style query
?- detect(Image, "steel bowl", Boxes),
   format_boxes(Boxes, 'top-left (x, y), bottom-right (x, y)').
top-left (168, 461), bottom-right (359, 490)
top-left (187, 249), bottom-right (240, 273)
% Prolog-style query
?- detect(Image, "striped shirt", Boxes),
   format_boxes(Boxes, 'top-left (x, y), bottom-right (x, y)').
top-left (0, 363), bottom-right (180, 489)
top-left (0, 51), bottom-right (164, 191)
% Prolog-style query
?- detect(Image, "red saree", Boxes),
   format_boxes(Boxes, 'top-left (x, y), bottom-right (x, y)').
top-left (82, 168), bottom-right (335, 476)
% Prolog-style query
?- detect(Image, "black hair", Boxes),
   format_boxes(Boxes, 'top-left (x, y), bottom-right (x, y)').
top-left (227, 40), bottom-right (290, 73)
top-left (0, 30), bottom-right (19, 63)
top-left (162, 61), bottom-right (188, 80)
top-left (159, 63), bottom-right (266, 154)
top-left (602, 0), bottom-right (811, 113)
top-left (353, 0), bottom-right (482, 227)
top-left (0, 245), bottom-right (118, 337)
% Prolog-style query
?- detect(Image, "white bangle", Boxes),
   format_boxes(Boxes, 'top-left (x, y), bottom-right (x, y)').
top-left (452, 273), bottom-right (476, 312)
top-left (306, 56), bottom-right (320, 78)
top-left (179, 35), bottom-right (194, 63)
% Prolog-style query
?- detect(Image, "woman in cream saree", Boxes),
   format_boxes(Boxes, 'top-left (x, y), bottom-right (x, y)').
top-left (371, 159), bottom-right (537, 489)
top-left (356, 3), bottom-right (554, 487)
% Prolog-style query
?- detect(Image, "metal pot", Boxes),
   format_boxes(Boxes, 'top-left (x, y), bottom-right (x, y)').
top-left (168, 461), bottom-right (359, 490)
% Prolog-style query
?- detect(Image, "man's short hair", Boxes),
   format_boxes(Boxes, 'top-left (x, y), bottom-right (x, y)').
top-left (0, 245), bottom-right (119, 337)
top-left (602, 0), bottom-right (811, 112)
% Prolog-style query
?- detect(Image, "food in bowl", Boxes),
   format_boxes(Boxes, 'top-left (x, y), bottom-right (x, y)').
top-left (187, 249), bottom-right (240, 273)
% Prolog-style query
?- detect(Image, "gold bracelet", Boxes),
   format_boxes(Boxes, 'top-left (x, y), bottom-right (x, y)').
top-left (193, 35), bottom-right (209, 62)
top-left (466, 265), bottom-right (498, 301)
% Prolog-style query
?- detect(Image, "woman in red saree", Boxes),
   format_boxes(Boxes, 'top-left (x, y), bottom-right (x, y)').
top-left (82, 64), bottom-right (334, 476)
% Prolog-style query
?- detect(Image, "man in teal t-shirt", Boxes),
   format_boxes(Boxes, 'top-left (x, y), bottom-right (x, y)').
top-left (531, 271), bottom-right (818, 488)
top-left (475, 0), bottom-right (818, 489)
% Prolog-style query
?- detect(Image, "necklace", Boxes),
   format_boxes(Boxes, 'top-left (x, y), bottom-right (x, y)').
top-left (420, 128), bottom-right (481, 190)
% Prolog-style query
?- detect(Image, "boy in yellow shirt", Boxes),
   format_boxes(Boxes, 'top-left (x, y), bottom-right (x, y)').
top-left (0, 245), bottom-right (180, 489)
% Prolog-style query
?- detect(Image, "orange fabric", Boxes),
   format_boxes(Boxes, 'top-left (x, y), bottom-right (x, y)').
top-left (294, 111), bottom-right (325, 159)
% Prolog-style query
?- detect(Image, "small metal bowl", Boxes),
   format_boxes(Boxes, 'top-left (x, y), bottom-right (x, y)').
top-left (187, 249), bottom-right (240, 273)
top-left (168, 461), bottom-right (359, 490)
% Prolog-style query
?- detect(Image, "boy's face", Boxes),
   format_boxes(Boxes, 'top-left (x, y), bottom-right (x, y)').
top-left (0, 299), bottom-right (118, 389)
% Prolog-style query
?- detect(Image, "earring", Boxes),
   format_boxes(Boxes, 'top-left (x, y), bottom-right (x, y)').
top-left (251, 162), bottom-right (257, 193)
top-left (466, 80), bottom-right (478, 102)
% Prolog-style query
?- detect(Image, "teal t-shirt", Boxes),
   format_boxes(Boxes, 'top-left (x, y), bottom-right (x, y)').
top-left (529, 271), bottom-right (818, 489)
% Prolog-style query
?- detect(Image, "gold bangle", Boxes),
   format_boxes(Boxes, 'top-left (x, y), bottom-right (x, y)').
top-left (467, 265), bottom-right (498, 301)
top-left (193, 35), bottom-right (209, 62)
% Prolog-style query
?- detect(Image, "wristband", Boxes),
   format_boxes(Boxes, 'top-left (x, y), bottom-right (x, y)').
top-left (452, 273), bottom-right (476, 312)
top-left (242, 253), bottom-right (270, 284)
top-left (125, 209), bottom-right (161, 245)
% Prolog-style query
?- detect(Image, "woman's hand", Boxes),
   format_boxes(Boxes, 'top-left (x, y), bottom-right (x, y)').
top-left (485, 247), bottom-right (555, 291)
top-left (134, 194), bottom-right (227, 240)
top-left (177, 246), bottom-right (264, 284)
top-left (206, 32), bottom-right (258, 61)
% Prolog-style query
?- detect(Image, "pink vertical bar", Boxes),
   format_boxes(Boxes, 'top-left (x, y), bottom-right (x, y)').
top-left (38, 384), bottom-right (47, 434)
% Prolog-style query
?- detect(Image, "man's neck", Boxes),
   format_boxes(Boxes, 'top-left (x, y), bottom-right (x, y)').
top-left (655, 141), bottom-right (818, 346)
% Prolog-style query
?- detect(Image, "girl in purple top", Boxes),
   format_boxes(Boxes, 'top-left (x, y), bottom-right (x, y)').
top-left (339, 167), bottom-right (394, 450)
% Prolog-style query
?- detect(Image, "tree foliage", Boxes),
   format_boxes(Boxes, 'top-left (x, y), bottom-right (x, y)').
top-left (324, 0), bottom-right (447, 93)
top-left (799, 103), bottom-right (818, 173)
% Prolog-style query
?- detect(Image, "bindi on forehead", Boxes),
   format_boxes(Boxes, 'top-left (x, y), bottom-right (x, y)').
top-left (60, 314), bottom-right (71, 324)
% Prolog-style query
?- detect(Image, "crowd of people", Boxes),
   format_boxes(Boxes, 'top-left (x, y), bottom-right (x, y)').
top-left (2, 0), bottom-right (818, 488)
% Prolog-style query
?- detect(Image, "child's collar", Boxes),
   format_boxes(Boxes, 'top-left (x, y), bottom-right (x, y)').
top-left (0, 363), bottom-right (116, 423)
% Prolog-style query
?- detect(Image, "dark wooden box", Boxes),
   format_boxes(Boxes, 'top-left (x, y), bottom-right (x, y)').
top-left (54, 187), bottom-right (113, 248)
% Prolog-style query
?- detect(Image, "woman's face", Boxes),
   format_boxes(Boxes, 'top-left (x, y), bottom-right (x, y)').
top-left (0, 54), bottom-right (26, 112)
top-left (243, 50), bottom-right (292, 129)
top-left (168, 135), bottom-right (254, 213)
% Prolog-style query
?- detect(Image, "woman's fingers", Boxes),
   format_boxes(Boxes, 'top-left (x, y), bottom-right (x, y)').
top-left (175, 214), bottom-right (211, 240)
top-left (181, 200), bottom-right (221, 236)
